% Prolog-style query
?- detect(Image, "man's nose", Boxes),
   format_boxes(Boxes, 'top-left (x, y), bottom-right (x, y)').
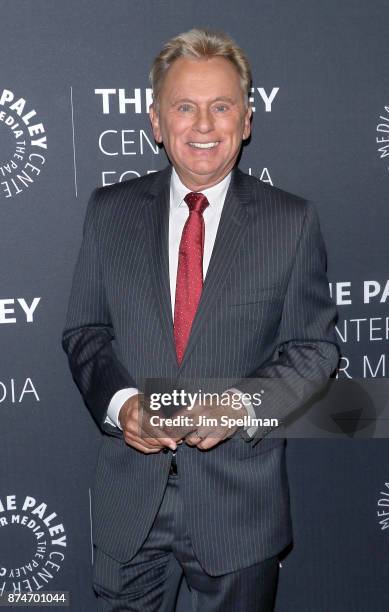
top-left (193, 108), bottom-right (214, 133)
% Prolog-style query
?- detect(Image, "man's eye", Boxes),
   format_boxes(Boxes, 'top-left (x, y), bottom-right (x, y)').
top-left (178, 104), bottom-right (193, 112)
top-left (214, 105), bottom-right (228, 112)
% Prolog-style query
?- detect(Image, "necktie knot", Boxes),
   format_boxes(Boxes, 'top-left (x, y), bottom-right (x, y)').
top-left (184, 192), bottom-right (209, 215)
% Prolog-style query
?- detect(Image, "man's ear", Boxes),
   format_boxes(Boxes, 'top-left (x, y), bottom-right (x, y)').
top-left (149, 103), bottom-right (162, 143)
top-left (242, 104), bottom-right (252, 141)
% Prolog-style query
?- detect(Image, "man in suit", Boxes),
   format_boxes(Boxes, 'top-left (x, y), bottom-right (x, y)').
top-left (63, 28), bottom-right (339, 611)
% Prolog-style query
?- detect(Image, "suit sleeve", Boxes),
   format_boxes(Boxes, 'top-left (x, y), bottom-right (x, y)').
top-left (237, 200), bottom-right (340, 441)
top-left (62, 189), bottom-right (137, 431)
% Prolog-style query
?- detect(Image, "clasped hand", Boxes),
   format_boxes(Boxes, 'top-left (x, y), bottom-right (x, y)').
top-left (118, 392), bottom-right (247, 453)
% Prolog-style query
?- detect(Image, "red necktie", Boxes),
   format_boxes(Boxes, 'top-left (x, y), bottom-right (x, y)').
top-left (174, 192), bottom-right (209, 365)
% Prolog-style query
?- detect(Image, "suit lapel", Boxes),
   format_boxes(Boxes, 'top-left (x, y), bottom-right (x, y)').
top-left (178, 168), bottom-right (252, 370)
top-left (142, 166), bottom-right (178, 369)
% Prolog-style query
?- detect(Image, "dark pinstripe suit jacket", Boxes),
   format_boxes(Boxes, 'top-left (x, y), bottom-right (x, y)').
top-left (62, 165), bottom-right (339, 575)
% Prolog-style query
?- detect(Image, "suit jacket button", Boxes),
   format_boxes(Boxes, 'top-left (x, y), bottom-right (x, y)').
top-left (162, 448), bottom-right (169, 454)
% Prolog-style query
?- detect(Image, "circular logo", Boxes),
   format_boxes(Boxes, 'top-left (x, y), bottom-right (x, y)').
top-left (0, 494), bottom-right (67, 591)
top-left (0, 89), bottom-right (47, 199)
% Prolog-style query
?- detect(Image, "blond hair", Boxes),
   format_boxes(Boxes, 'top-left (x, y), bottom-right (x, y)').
top-left (149, 28), bottom-right (252, 109)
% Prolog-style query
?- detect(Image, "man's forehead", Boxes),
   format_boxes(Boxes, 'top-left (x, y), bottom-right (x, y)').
top-left (164, 56), bottom-right (241, 84)
top-left (160, 59), bottom-right (243, 101)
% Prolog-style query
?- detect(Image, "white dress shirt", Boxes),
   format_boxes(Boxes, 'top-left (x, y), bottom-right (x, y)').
top-left (105, 168), bottom-right (258, 436)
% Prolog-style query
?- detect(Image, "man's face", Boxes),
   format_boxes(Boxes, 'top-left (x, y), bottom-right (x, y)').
top-left (149, 56), bottom-right (252, 191)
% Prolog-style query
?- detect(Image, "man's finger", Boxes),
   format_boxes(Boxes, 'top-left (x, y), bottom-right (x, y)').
top-left (197, 436), bottom-right (224, 450)
top-left (125, 420), bottom-right (164, 446)
top-left (186, 425), bottom-right (234, 449)
top-left (131, 442), bottom-right (161, 454)
top-left (141, 424), bottom-right (179, 450)
top-left (128, 421), bottom-right (179, 450)
top-left (143, 435), bottom-right (177, 450)
top-left (123, 431), bottom-right (162, 451)
top-left (185, 430), bottom-right (206, 446)
top-left (123, 436), bottom-right (161, 453)
top-left (139, 411), bottom-right (181, 450)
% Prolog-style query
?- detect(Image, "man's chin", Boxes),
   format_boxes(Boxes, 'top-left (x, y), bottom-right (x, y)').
top-left (178, 165), bottom-right (231, 190)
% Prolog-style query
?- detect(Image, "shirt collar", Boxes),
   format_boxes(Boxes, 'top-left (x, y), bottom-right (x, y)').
top-left (170, 167), bottom-right (232, 209)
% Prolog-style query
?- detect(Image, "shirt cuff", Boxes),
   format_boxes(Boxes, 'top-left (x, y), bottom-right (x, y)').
top-left (105, 388), bottom-right (140, 429)
top-left (227, 387), bottom-right (258, 437)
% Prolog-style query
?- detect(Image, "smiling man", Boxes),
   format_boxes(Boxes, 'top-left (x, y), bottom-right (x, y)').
top-left (63, 29), bottom-right (339, 611)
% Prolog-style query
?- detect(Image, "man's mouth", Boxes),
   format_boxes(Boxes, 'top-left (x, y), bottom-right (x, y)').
top-left (188, 142), bottom-right (220, 149)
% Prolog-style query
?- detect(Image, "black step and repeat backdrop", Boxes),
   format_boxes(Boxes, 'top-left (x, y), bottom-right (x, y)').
top-left (1, 1), bottom-right (388, 610)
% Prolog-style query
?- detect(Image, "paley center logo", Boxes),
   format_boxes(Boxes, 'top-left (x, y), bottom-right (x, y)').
top-left (376, 105), bottom-right (389, 175)
top-left (0, 494), bottom-right (67, 592)
top-left (0, 89), bottom-right (47, 199)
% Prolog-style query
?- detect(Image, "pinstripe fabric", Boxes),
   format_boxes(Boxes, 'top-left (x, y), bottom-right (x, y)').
top-left (93, 474), bottom-right (279, 611)
top-left (62, 165), bottom-right (339, 575)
